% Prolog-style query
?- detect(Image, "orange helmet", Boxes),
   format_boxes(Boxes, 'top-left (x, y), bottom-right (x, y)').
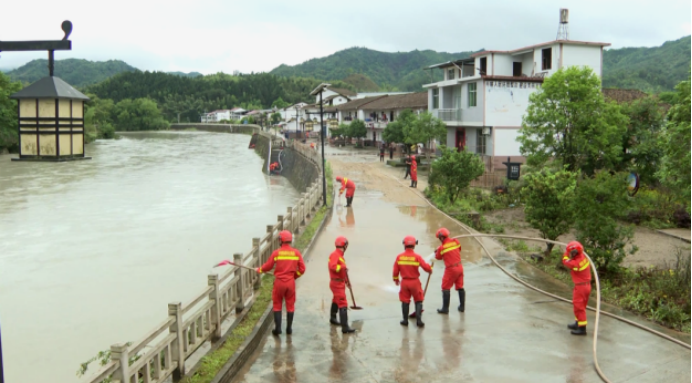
top-left (335, 176), bottom-right (343, 182)
top-left (436, 227), bottom-right (450, 239)
top-left (335, 236), bottom-right (349, 248)
top-left (402, 235), bottom-right (418, 247)
top-left (411, 155), bottom-right (416, 160)
top-left (566, 241), bottom-right (583, 254)
top-left (278, 230), bottom-right (293, 244)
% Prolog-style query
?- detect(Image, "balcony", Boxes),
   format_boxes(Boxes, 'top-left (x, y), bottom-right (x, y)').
top-left (434, 108), bottom-right (462, 122)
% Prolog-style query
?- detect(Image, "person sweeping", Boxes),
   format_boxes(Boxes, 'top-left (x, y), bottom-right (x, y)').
top-left (562, 241), bottom-right (591, 336)
top-left (335, 176), bottom-right (356, 207)
top-left (393, 235), bottom-right (432, 327)
top-left (328, 236), bottom-right (356, 333)
top-left (434, 228), bottom-right (465, 314)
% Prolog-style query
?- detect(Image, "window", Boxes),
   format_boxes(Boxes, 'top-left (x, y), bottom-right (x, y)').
top-left (479, 57), bottom-right (487, 75)
top-left (447, 68), bottom-right (455, 80)
top-left (468, 83), bottom-right (477, 107)
top-left (542, 48), bottom-right (552, 70)
top-left (513, 62), bottom-right (522, 77)
top-left (476, 129), bottom-right (486, 155)
top-left (433, 89), bottom-right (439, 109)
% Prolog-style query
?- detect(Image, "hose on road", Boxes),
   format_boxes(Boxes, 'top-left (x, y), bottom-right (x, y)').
top-left (390, 175), bottom-right (690, 383)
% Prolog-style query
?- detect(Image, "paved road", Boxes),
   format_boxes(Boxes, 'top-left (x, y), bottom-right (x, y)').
top-left (234, 154), bottom-right (691, 383)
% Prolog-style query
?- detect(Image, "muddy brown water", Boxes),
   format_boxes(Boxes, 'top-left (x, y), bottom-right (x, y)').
top-left (0, 131), bottom-right (299, 383)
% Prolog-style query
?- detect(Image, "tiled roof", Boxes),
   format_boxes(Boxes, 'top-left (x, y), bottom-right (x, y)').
top-left (360, 92), bottom-right (427, 110)
top-left (327, 86), bottom-right (357, 97)
top-left (326, 95), bottom-right (387, 112)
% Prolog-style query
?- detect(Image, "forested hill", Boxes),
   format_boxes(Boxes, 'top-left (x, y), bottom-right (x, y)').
top-left (6, 59), bottom-right (136, 87)
top-left (270, 47), bottom-right (480, 91)
top-left (602, 35), bottom-right (690, 92)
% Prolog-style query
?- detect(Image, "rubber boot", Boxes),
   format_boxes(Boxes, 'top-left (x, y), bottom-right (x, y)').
top-left (415, 302), bottom-right (424, 327)
top-left (400, 303), bottom-right (410, 326)
top-left (329, 302), bottom-right (340, 325)
top-left (437, 290), bottom-right (450, 314)
top-left (567, 321), bottom-right (578, 330)
top-left (286, 312), bottom-right (294, 335)
top-left (414, 181), bottom-right (417, 188)
top-left (339, 308), bottom-right (356, 334)
top-left (272, 311), bottom-right (282, 336)
top-left (409, 180), bottom-right (414, 187)
top-left (571, 326), bottom-right (587, 336)
top-left (457, 288), bottom-right (466, 312)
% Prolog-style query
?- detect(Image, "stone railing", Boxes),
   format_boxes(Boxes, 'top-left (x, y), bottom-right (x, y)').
top-left (85, 150), bottom-right (324, 383)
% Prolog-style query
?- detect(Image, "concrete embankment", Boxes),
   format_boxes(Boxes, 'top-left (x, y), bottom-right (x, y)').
top-left (170, 123), bottom-right (260, 134)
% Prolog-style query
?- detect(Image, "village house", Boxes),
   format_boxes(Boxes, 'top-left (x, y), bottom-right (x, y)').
top-left (359, 92), bottom-right (428, 145)
top-left (424, 38), bottom-right (610, 170)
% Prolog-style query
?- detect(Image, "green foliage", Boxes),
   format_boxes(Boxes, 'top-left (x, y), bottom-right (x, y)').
top-left (518, 66), bottom-right (628, 174)
top-left (330, 124), bottom-right (347, 138)
top-left (76, 341), bottom-right (142, 380)
top-left (8, 58), bottom-right (136, 87)
top-left (573, 171), bottom-right (637, 275)
top-left (657, 91), bottom-right (679, 105)
top-left (657, 79), bottom-right (691, 210)
top-left (602, 36), bottom-right (691, 92)
top-left (348, 119), bottom-right (367, 140)
top-left (521, 168), bottom-right (577, 256)
top-left (0, 72), bottom-right (22, 151)
top-left (342, 73), bottom-right (380, 92)
top-left (382, 109), bottom-right (414, 145)
top-left (270, 112), bottom-right (282, 125)
top-left (429, 146), bottom-right (485, 203)
top-left (617, 96), bottom-right (666, 184)
top-left (84, 95), bottom-right (116, 142)
top-left (271, 97), bottom-right (290, 109)
top-left (406, 111), bottom-right (446, 159)
top-left (626, 187), bottom-right (681, 228)
top-left (113, 98), bottom-right (170, 131)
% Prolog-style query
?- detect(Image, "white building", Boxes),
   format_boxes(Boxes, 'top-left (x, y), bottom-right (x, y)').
top-left (424, 38), bottom-right (609, 169)
top-left (314, 87), bottom-right (356, 106)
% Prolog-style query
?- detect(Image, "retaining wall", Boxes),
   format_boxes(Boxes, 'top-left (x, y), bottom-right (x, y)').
top-left (170, 123), bottom-right (260, 134)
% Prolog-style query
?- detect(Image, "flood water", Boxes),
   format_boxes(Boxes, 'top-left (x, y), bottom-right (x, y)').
top-left (0, 131), bottom-right (299, 383)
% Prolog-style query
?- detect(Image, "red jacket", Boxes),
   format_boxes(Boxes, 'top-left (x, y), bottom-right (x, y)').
top-left (339, 178), bottom-right (356, 194)
top-left (435, 238), bottom-right (462, 268)
top-left (393, 249), bottom-right (432, 281)
top-left (562, 251), bottom-right (591, 284)
top-left (259, 244), bottom-right (306, 282)
top-left (328, 248), bottom-right (348, 281)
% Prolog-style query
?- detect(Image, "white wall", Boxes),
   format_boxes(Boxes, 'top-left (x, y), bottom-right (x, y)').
top-left (494, 128), bottom-right (522, 156)
top-left (484, 80), bottom-right (540, 127)
top-left (492, 54), bottom-right (514, 77)
top-left (562, 44), bottom-right (603, 77)
top-left (533, 44), bottom-right (559, 77)
top-left (520, 52), bottom-right (535, 76)
top-left (317, 89), bottom-right (338, 104)
top-left (461, 81), bottom-right (483, 125)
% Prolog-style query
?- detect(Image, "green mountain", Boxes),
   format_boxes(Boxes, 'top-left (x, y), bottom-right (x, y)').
top-left (167, 71), bottom-right (203, 78)
top-left (270, 47), bottom-right (480, 91)
top-left (602, 35), bottom-right (690, 92)
top-left (342, 73), bottom-right (380, 92)
top-left (6, 58), bottom-right (136, 87)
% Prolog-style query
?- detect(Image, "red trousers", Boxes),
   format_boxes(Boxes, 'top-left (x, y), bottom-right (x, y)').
top-left (441, 265), bottom-right (464, 290)
top-left (411, 169), bottom-right (418, 181)
top-left (330, 280), bottom-right (348, 308)
top-left (345, 188), bottom-right (355, 198)
top-left (399, 278), bottom-right (424, 303)
top-left (272, 279), bottom-right (296, 312)
top-left (573, 284), bottom-right (591, 326)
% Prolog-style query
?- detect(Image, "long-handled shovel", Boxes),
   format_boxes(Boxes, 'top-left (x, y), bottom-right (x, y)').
top-left (214, 259), bottom-right (272, 274)
top-left (409, 264), bottom-right (433, 318)
top-left (345, 270), bottom-right (363, 310)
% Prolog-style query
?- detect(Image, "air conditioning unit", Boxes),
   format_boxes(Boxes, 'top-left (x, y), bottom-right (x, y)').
top-left (482, 127), bottom-right (492, 136)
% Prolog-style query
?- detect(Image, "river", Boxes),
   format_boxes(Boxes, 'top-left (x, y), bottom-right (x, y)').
top-left (0, 131), bottom-right (299, 383)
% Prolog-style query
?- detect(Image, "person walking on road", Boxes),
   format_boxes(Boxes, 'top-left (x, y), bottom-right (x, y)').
top-left (393, 235), bottom-right (432, 327)
top-left (409, 155), bottom-right (418, 188)
top-left (562, 241), bottom-right (592, 336)
top-left (379, 144), bottom-right (386, 162)
top-left (336, 176), bottom-right (356, 207)
top-left (256, 230), bottom-right (306, 336)
top-left (434, 228), bottom-right (465, 314)
top-left (328, 236), bottom-right (356, 333)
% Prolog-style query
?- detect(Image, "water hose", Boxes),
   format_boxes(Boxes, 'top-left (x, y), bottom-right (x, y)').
top-left (277, 150), bottom-right (284, 173)
top-left (391, 175), bottom-right (690, 383)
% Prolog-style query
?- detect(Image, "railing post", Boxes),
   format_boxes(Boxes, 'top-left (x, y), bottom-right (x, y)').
top-left (168, 302), bottom-right (186, 380)
top-left (266, 225), bottom-right (275, 254)
top-left (277, 215), bottom-right (284, 231)
top-left (208, 274), bottom-right (222, 341)
top-left (286, 207), bottom-right (293, 233)
top-left (234, 253), bottom-right (245, 313)
top-left (253, 238), bottom-right (261, 290)
top-left (110, 343), bottom-right (130, 383)
top-left (303, 193), bottom-right (310, 220)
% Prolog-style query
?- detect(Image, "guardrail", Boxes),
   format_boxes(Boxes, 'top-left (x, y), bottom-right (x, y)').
top-left (85, 137), bottom-right (323, 383)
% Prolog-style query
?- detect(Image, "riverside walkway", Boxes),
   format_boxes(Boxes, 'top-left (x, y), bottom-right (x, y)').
top-left (233, 151), bottom-right (690, 383)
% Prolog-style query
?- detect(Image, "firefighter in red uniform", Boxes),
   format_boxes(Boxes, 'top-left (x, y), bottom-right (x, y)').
top-left (434, 228), bottom-right (465, 314)
top-left (328, 236), bottom-right (356, 333)
top-left (256, 230), bottom-right (306, 336)
top-left (335, 176), bottom-right (356, 207)
top-left (409, 155), bottom-right (418, 188)
top-left (393, 235), bottom-right (432, 327)
top-left (562, 241), bottom-right (591, 335)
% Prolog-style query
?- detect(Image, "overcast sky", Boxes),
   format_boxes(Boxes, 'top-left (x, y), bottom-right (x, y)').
top-left (1, 0), bottom-right (690, 74)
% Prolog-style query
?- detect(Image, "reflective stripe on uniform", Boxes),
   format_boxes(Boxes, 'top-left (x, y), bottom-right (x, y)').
top-left (398, 261), bottom-right (420, 266)
top-left (578, 261), bottom-right (590, 271)
top-left (275, 256), bottom-right (300, 261)
top-left (578, 320), bottom-right (587, 326)
top-left (296, 271), bottom-right (302, 276)
top-left (393, 276), bottom-right (399, 280)
top-left (336, 264), bottom-right (341, 272)
top-left (440, 245), bottom-right (461, 255)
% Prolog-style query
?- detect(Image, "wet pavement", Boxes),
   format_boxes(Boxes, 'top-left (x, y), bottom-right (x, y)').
top-left (233, 151), bottom-right (690, 383)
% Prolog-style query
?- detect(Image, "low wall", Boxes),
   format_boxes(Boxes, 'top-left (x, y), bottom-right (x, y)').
top-left (170, 123), bottom-right (260, 135)
top-left (252, 133), bottom-right (320, 194)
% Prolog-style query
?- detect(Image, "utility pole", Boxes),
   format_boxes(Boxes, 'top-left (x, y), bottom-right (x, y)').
top-left (310, 83), bottom-right (331, 206)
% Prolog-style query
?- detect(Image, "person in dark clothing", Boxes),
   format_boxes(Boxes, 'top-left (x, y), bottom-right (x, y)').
top-left (404, 155), bottom-right (412, 179)
top-left (379, 144), bottom-right (385, 162)
top-left (389, 143), bottom-right (394, 160)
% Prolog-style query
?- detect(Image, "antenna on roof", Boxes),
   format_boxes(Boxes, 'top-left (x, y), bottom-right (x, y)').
top-left (556, 8), bottom-right (569, 40)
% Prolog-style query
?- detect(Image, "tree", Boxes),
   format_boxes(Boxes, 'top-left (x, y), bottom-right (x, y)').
top-left (271, 97), bottom-right (290, 109)
top-left (657, 79), bottom-right (691, 210)
top-left (113, 98), bottom-right (170, 131)
top-left (84, 95), bottom-right (116, 141)
top-left (429, 146), bottom-right (485, 203)
top-left (349, 119), bottom-right (367, 146)
top-left (521, 168), bottom-right (577, 258)
top-left (407, 111), bottom-right (446, 166)
top-left (270, 112), bottom-right (282, 125)
top-left (383, 109), bottom-right (416, 152)
top-left (573, 171), bottom-right (637, 275)
top-left (0, 72), bottom-right (22, 152)
top-left (617, 96), bottom-right (665, 184)
top-left (518, 66), bottom-right (628, 175)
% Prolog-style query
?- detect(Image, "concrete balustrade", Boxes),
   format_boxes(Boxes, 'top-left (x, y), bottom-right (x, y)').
top-left (85, 134), bottom-right (325, 383)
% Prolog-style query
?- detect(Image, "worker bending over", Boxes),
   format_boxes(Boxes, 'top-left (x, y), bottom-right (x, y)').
top-left (328, 236), bottom-right (356, 333)
top-left (336, 176), bottom-right (356, 207)
top-left (434, 228), bottom-right (465, 314)
top-left (393, 235), bottom-right (432, 327)
top-left (256, 230), bottom-right (306, 336)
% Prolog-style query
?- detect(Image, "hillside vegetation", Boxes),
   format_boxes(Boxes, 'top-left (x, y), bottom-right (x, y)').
top-left (6, 59), bottom-right (136, 87)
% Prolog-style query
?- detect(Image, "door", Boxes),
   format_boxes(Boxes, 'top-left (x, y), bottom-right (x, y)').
top-left (373, 131), bottom-right (376, 144)
top-left (513, 62), bottom-right (522, 77)
top-left (456, 129), bottom-right (466, 151)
